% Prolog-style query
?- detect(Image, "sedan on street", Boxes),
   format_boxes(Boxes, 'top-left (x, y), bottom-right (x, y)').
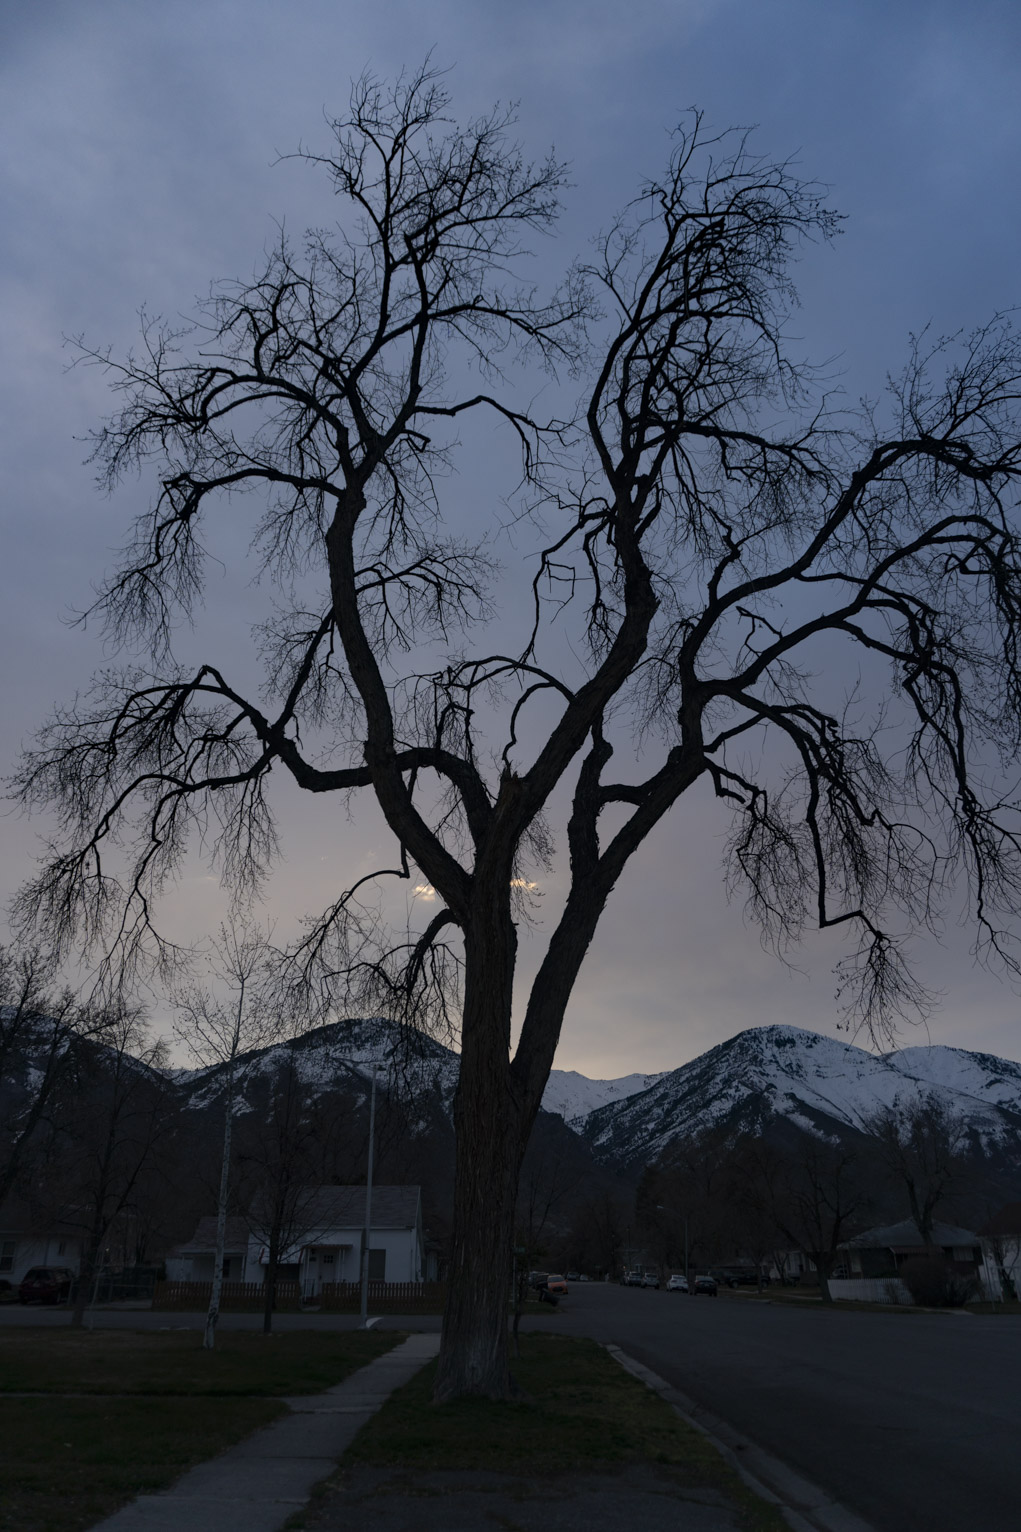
top-left (18, 1267), bottom-right (75, 1304)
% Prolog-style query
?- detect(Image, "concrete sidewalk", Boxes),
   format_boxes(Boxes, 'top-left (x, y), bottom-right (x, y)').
top-left (90, 1332), bottom-right (440, 1532)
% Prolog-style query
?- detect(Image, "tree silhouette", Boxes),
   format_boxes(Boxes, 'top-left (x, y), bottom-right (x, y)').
top-left (15, 66), bottom-right (1021, 1396)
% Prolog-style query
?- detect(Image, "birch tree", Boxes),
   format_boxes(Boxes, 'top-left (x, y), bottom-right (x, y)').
top-left (173, 922), bottom-right (280, 1347)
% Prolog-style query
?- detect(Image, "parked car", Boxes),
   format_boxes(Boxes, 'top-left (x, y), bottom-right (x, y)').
top-left (565, 1271), bottom-right (580, 1282)
top-left (693, 1274), bottom-right (718, 1296)
top-left (666, 1273), bottom-right (689, 1292)
top-left (712, 1266), bottom-right (770, 1288)
top-left (19, 1267), bottom-right (74, 1304)
top-left (528, 1271), bottom-right (550, 1292)
top-left (642, 1269), bottom-right (660, 1288)
top-left (623, 1268), bottom-right (644, 1286)
top-left (546, 1273), bottom-right (568, 1295)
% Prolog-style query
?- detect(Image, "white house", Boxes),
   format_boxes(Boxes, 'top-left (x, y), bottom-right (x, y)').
top-left (0, 1202), bottom-right (81, 1286)
top-left (831, 1219), bottom-right (990, 1303)
top-left (166, 1185), bottom-right (427, 1293)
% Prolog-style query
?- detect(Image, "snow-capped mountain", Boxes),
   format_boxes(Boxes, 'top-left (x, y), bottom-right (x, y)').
top-left (177, 1015), bottom-right (460, 1115)
top-left (167, 1016), bottom-right (1021, 1178)
top-left (176, 1015), bottom-right (665, 1128)
top-left (539, 1067), bottom-right (669, 1127)
top-left (579, 1024), bottom-right (1021, 1167)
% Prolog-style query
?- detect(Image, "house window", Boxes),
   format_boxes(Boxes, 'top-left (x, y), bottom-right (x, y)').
top-left (322, 1252), bottom-right (335, 1265)
top-left (368, 1248), bottom-right (386, 1281)
top-left (57, 1242), bottom-right (66, 1256)
top-left (0, 1241), bottom-right (15, 1273)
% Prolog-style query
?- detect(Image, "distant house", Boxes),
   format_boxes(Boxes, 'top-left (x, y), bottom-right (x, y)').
top-left (831, 1219), bottom-right (989, 1303)
top-left (166, 1185), bottom-right (428, 1293)
top-left (0, 1201), bottom-right (81, 1285)
top-left (163, 1215), bottom-right (249, 1284)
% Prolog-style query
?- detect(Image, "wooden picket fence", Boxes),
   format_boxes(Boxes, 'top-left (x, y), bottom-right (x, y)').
top-left (316, 1281), bottom-right (446, 1313)
top-left (152, 1280), bottom-right (302, 1312)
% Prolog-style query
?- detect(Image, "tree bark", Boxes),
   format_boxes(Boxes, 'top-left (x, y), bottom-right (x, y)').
top-left (816, 1252), bottom-right (834, 1304)
top-left (433, 906), bottom-right (525, 1401)
top-left (262, 1228), bottom-right (279, 1336)
top-left (205, 1075), bottom-right (234, 1350)
top-left (71, 1226), bottom-right (103, 1327)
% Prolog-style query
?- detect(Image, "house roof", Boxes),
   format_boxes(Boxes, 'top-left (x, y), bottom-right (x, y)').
top-left (172, 1186), bottom-right (422, 1255)
top-left (289, 1185), bottom-right (421, 1232)
top-left (844, 1219), bottom-right (980, 1249)
top-left (169, 1215), bottom-right (250, 1255)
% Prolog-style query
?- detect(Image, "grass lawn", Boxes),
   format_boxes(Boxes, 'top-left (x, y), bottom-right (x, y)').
top-left (0, 1326), bottom-right (399, 1395)
top-left (1, 1395), bottom-right (283, 1532)
top-left (0, 1328), bottom-right (401, 1532)
top-left (329, 1333), bottom-right (787, 1532)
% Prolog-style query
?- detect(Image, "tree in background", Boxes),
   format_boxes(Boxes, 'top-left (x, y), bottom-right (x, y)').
top-left (559, 1187), bottom-right (626, 1280)
top-left (233, 1042), bottom-right (330, 1333)
top-left (771, 1141), bottom-right (868, 1303)
top-left (16, 66), bottom-right (1021, 1396)
top-left (864, 1095), bottom-right (970, 1244)
top-left (173, 921), bottom-right (282, 1348)
top-left (46, 1004), bottom-right (176, 1326)
top-left (719, 1137), bottom-right (790, 1289)
top-left (0, 944), bottom-right (121, 1208)
top-left (638, 1129), bottom-right (738, 1279)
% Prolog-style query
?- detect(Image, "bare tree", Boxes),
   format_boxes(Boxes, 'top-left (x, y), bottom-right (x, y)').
top-left (173, 921), bottom-right (281, 1348)
top-left (720, 1137), bottom-right (789, 1289)
top-left (639, 1129), bottom-right (738, 1279)
top-left (0, 944), bottom-right (118, 1207)
top-left (233, 1041), bottom-right (330, 1333)
top-left (772, 1141), bottom-right (868, 1303)
top-left (864, 1094), bottom-right (970, 1244)
top-left (14, 66), bottom-right (1021, 1396)
top-left (45, 1004), bottom-right (176, 1327)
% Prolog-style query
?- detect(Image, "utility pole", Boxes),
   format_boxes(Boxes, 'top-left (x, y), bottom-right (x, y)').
top-left (359, 1061), bottom-right (378, 1329)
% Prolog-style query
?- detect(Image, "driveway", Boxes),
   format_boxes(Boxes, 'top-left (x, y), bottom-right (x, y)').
top-left (556, 1283), bottom-right (1021, 1532)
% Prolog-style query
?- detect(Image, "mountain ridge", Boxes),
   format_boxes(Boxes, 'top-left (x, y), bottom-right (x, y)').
top-left (172, 1017), bottom-right (1021, 1178)
top-left (578, 1023), bottom-right (1021, 1167)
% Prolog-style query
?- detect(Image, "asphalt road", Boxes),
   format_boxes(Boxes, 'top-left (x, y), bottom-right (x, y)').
top-left (555, 1283), bottom-right (1021, 1532)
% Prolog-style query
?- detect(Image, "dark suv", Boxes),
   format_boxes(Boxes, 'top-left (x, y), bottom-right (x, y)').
top-left (18, 1267), bottom-right (74, 1304)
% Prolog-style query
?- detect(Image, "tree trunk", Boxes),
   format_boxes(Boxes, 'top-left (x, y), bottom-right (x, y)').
top-left (433, 907), bottom-right (525, 1402)
top-left (71, 1230), bottom-right (103, 1328)
top-left (434, 1084), bottom-right (523, 1399)
top-left (205, 1083), bottom-right (233, 1350)
top-left (262, 1228), bottom-right (279, 1336)
top-left (816, 1253), bottom-right (834, 1304)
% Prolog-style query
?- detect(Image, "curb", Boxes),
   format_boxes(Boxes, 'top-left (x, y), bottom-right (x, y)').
top-left (604, 1344), bottom-right (876, 1532)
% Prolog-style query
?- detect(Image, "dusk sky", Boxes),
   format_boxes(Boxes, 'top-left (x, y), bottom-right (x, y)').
top-left (4, 0), bottom-right (1021, 1076)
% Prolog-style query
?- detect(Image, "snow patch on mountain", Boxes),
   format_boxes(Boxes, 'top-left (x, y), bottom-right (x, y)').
top-left (540, 1068), bottom-right (669, 1126)
top-left (580, 1023), bottom-right (1021, 1166)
